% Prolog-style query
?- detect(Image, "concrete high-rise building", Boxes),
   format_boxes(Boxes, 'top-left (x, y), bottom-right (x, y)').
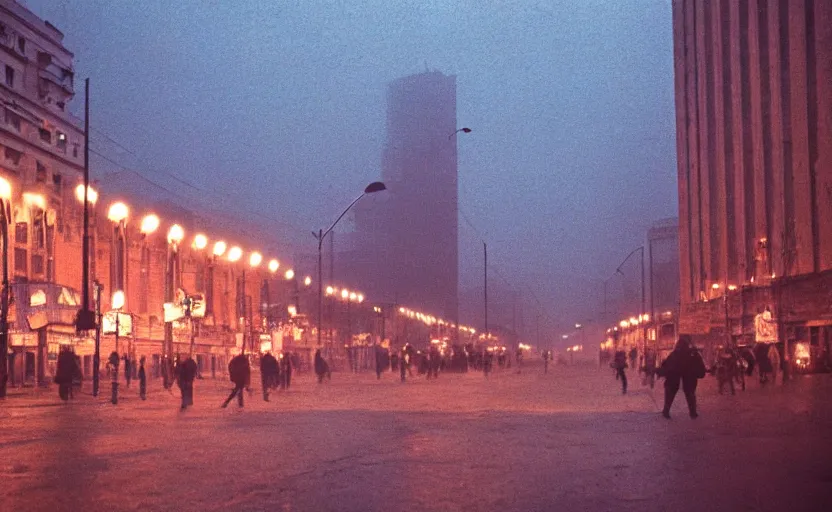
top-left (672, 0), bottom-right (832, 366)
top-left (353, 71), bottom-right (459, 329)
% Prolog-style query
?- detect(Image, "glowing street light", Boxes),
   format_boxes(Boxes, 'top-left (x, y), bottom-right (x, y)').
top-left (167, 224), bottom-right (184, 245)
top-left (74, 184), bottom-right (98, 205)
top-left (357, 294), bottom-right (364, 303)
top-left (112, 290), bottom-right (125, 310)
top-left (304, 276), bottom-right (312, 287)
top-left (326, 286), bottom-right (335, 296)
top-left (268, 259), bottom-right (280, 273)
top-left (284, 269), bottom-right (295, 281)
top-left (213, 241), bottom-right (227, 258)
top-left (228, 246), bottom-right (242, 262)
top-left (107, 202), bottom-right (129, 223)
top-left (341, 289), bottom-right (349, 300)
top-left (140, 214), bottom-right (160, 235)
top-left (249, 252), bottom-right (262, 267)
top-left (193, 233), bottom-right (208, 250)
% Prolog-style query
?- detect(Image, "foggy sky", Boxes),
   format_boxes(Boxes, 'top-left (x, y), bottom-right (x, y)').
top-left (24, 0), bottom-right (677, 342)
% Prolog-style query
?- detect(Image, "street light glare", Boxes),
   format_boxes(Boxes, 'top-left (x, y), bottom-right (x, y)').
top-left (193, 233), bottom-right (208, 250)
top-left (213, 241), bottom-right (227, 257)
top-left (304, 276), bottom-right (312, 287)
top-left (0, 177), bottom-right (11, 200)
top-left (357, 294), bottom-right (364, 303)
top-left (74, 184), bottom-right (97, 204)
top-left (268, 259), bottom-right (280, 273)
top-left (284, 269), bottom-right (295, 280)
top-left (227, 246), bottom-right (242, 262)
top-left (249, 252), bottom-right (262, 267)
top-left (111, 290), bottom-right (125, 310)
top-left (326, 286), bottom-right (335, 296)
top-left (140, 214), bottom-right (160, 235)
top-left (167, 224), bottom-right (184, 245)
top-left (107, 202), bottom-right (129, 223)
top-left (341, 289), bottom-right (349, 300)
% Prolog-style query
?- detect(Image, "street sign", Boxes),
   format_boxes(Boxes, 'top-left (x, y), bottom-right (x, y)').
top-left (754, 310), bottom-right (777, 343)
top-left (163, 302), bottom-right (185, 323)
top-left (102, 312), bottom-right (132, 336)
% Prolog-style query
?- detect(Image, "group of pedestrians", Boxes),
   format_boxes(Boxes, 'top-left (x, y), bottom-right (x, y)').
top-left (611, 335), bottom-right (707, 420)
top-left (258, 351), bottom-right (294, 401)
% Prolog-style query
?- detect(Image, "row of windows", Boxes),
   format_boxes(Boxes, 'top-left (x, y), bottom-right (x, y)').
top-left (3, 106), bottom-right (79, 158)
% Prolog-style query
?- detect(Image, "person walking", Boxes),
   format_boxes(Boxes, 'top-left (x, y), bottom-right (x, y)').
top-left (657, 335), bottom-right (707, 419)
top-left (138, 356), bottom-right (147, 400)
top-left (612, 350), bottom-right (628, 394)
top-left (222, 353), bottom-right (250, 408)
top-left (260, 352), bottom-right (278, 401)
top-left (399, 346), bottom-right (408, 383)
top-left (314, 349), bottom-right (330, 384)
top-left (124, 356), bottom-right (132, 389)
top-left (283, 351), bottom-right (293, 389)
top-left (375, 346), bottom-right (386, 380)
top-left (54, 347), bottom-right (78, 402)
top-left (177, 355), bottom-right (198, 410)
top-left (628, 347), bottom-right (638, 374)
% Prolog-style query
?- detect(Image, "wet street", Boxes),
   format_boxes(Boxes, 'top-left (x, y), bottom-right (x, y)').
top-left (1, 364), bottom-right (831, 512)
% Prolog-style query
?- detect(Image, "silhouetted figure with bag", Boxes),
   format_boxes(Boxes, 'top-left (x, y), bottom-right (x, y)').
top-left (657, 335), bottom-right (706, 419)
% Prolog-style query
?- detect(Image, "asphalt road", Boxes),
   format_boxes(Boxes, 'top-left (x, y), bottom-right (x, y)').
top-left (1, 363), bottom-right (831, 512)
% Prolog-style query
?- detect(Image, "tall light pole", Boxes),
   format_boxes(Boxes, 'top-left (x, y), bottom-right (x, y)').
top-left (0, 177), bottom-right (12, 398)
top-left (74, 184), bottom-right (99, 395)
top-left (313, 181), bottom-right (386, 347)
top-left (164, 224), bottom-right (184, 388)
top-left (616, 246), bottom-right (646, 354)
top-left (484, 242), bottom-right (488, 342)
top-left (227, 246), bottom-right (243, 353)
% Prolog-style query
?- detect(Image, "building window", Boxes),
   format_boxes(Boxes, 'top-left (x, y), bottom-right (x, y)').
top-left (31, 253), bottom-right (44, 276)
top-left (56, 131), bottom-right (67, 152)
top-left (72, 144), bottom-right (79, 158)
top-left (14, 247), bottom-right (27, 276)
top-left (36, 161), bottom-right (47, 183)
top-left (4, 147), bottom-right (22, 166)
top-left (4, 108), bottom-right (21, 132)
top-left (5, 65), bottom-right (14, 88)
top-left (39, 128), bottom-right (52, 144)
top-left (52, 173), bottom-right (62, 194)
top-left (14, 222), bottom-right (27, 245)
top-left (17, 36), bottom-right (25, 54)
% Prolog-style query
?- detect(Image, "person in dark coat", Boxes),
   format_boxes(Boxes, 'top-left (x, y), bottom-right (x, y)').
top-left (399, 346), bottom-right (408, 382)
top-left (138, 356), bottom-right (147, 400)
top-left (222, 353), bottom-right (250, 408)
top-left (123, 356), bottom-right (132, 388)
top-left (612, 350), bottom-right (628, 394)
top-left (429, 346), bottom-right (441, 379)
top-left (55, 348), bottom-right (78, 402)
top-left (314, 349), bottom-right (330, 384)
top-left (657, 335), bottom-right (707, 419)
top-left (628, 347), bottom-right (638, 374)
top-left (282, 352), bottom-right (293, 389)
top-left (260, 352), bottom-right (278, 401)
top-left (375, 346), bottom-right (386, 380)
top-left (176, 355), bottom-right (198, 410)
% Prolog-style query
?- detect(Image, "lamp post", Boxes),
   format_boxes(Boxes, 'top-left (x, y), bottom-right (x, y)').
top-left (163, 224), bottom-right (184, 388)
top-left (0, 177), bottom-right (12, 398)
top-left (188, 234), bottom-right (209, 357)
top-left (248, 251), bottom-right (262, 353)
top-left (110, 290), bottom-right (125, 404)
top-left (313, 182), bottom-right (386, 348)
top-left (227, 246), bottom-right (243, 352)
top-left (615, 246), bottom-right (646, 355)
top-left (72, 185), bottom-right (99, 394)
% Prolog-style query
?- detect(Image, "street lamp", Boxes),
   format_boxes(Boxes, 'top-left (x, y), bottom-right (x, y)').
top-left (193, 233), bottom-right (208, 251)
top-left (615, 246), bottom-right (646, 355)
top-left (284, 269), bottom-right (295, 281)
top-left (163, 224), bottom-right (184, 388)
top-left (448, 127), bottom-right (472, 139)
top-left (141, 214), bottom-right (160, 236)
top-left (312, 181), bottom-right (386, 347)
top-left (268, 259), bottom-right (279, 273)
top-left (0, 177), bottom-right (12, 398)
top-left (110, 289), bottom-right (125, 404)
